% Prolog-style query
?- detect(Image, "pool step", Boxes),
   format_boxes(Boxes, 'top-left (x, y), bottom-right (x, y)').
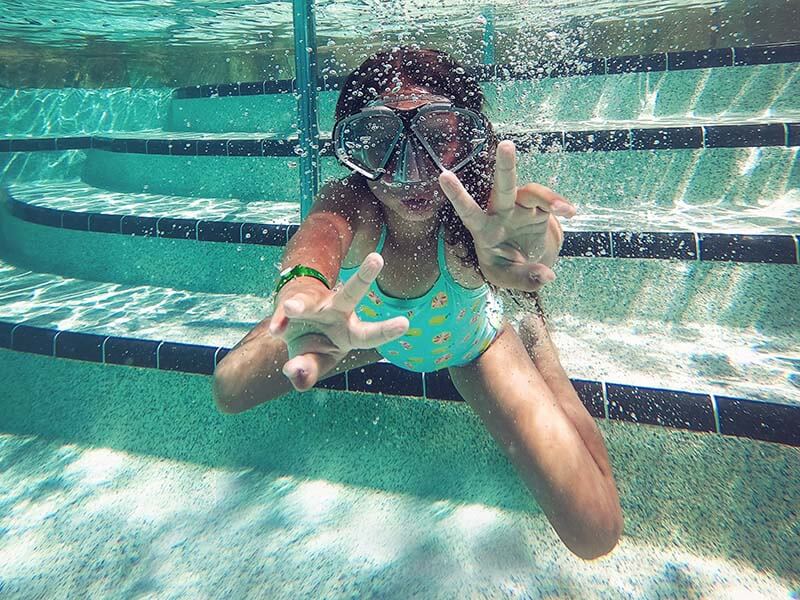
top-left (0, 255), bottom-right (796, 407)
top-left (167, 61), bottom-right (800, 134)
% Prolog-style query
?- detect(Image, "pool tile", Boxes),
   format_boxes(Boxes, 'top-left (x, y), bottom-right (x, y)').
top-left (242, 223), bottom-right (286, 246)
top-left (88, 213), bottom-right (122, 234)
top-left (23, 204), bottom-right (61, 227)
top-left (216, 83), bottom-right (240, 97)
top-left (198, 220), bottom-right (242, 243)
top-left (158, 341), bottom-right (217, 375)
top-left (215, 347), bottom-right (230, 366)
top-left (0, 321), bottom-right (14, 348)
top-left (146, 139), bottom-right (172, 155)
top-left (262, 139), bottom-right (296, 156)
top-left (55, 331), bottom-right (105, 363)
top-left (0, 139), bottom-right (10, 152)
top-left (92, 137), bottom-right (112, 151)
top-left (630, 127), bottom-right (703, 150)
top-left (11, 325), bottom-right (56, 356)
top-left (517, 131), bottom-right (564, 153)
top-left (227, 140), bottom-right (263, 157)
top-left (788, 123), bottom-right (799, 147)
top-left (348, 362), bottom-right (424, 397)
top-left (125, 139), bottom-right (148, 154)
top-left (287, 225), bottom-right (300, 239)
top-left (698, 234), bottom-right (797, 264)
top-left (564, 129), bottom-right (629, 152)
top-left (733, 43), bottom-right (800, 66)
top-left (703, 124), bottom-right (785, 148)
top-left (55, 137), bottom-right (91, 150)
top-left (612, 232), bottom-right (698, 260)
top-left (316, 372), bottom-right (347, 390)
top-left (607, 53), bottom-right (666, 74)
top-left (606, 383), bottom-right (715, 432)
top-left (171, 140), bottom-right (197, 156)
top-left (239, 81), bottom-right (265, 96)
top-left (157, 218), bottom-right (198, 240)
top-left (424, 369), bottom-right (462, 401)
top-left (667, 47), bottom-right (733, 70)
top-left (716, 396), bottom-right (800, 447)
top-left (9, 138), bottom-right (56, 152)
top-left (572, 379), bottom-right (605, 418)
top-left (197, 140), bottom-right (228, 155)
top-left (61, 211), bottom-right (90, 231)
top-left (104, 337), bottom-right (159, 368)
top-left (561, 231), bottom-right (612, 258)
top-left (264, 79), bottom-right (293, 94)
top-left (121, 215), bottom-right (158, 237)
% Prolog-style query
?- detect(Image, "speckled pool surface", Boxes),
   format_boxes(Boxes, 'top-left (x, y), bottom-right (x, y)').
top-left (1, 23), bottom-right (799, 598)
top-left (0, 350), bottom-right (798, 598)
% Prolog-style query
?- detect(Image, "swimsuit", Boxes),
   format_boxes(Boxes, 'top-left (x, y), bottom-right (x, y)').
top-left (338, 223), bottom-right (504, 373)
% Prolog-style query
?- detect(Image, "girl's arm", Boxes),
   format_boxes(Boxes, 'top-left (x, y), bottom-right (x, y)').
top-left (212, 179), bottom-right (365, 410)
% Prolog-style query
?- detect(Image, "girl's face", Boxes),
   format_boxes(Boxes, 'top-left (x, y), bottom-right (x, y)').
top-left (365, 87), bottom-right (451, 221)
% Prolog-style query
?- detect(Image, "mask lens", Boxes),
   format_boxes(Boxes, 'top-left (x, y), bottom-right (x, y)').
top-left (415, 110), bottom-right (485, 170)
top-left (337, 113), bottom-right (401, 176)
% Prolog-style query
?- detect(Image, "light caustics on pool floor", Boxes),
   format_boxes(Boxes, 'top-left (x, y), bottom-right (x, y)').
top-left (0, 431), bottom-right (794, 599)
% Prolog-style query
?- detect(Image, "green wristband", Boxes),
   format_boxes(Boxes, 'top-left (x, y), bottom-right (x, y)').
top-left (275, 264), bottom-right (331, 295)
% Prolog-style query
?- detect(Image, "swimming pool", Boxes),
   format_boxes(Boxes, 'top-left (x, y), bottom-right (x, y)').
top-left (0, 1), bottom-right (798, 597)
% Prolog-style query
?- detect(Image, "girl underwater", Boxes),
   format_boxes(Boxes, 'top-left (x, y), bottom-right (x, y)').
top-left (213, 46), bottom-right (623, 560)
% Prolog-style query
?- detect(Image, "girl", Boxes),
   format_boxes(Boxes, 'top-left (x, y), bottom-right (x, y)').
top-left (213, 47), bottom-right (623, 560)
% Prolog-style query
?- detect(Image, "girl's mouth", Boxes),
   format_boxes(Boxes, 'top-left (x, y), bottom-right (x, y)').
top-left (401, 197), bottom-right (434, 210)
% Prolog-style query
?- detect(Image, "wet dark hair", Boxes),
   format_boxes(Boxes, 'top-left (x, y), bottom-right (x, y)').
top-left (335, 45), bottom-right (498, 276)
top-left (335, 45), bottom-right (547, 319)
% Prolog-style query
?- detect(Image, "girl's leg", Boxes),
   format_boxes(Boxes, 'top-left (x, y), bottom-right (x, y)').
top-left (448, 322), bottom-right (623, 560)
top-left (518, 312), bottom-right (619, 487)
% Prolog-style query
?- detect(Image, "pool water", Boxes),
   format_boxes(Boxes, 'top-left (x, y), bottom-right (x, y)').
top-left (0, 1), bottom-right (799, 597)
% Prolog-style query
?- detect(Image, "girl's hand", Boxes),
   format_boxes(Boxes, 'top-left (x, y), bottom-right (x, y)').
top-left (268, 252), bottom-right (409, 391)
top-left (439, 140), bottom-right (576, 291)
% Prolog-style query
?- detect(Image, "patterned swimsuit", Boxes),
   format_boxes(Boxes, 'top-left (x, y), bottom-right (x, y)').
top-left (338, 223), bottom-right (504, 373)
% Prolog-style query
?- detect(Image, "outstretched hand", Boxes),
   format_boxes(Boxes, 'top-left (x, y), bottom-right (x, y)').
top-left (438, 140), bottom-right (576, 291)
top-left (269, 252), bottom-right (409, 391)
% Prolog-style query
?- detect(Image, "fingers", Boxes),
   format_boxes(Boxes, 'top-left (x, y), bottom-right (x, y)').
top-left (491, 140), bottom-right (518, 217)
top-left (348, 316), bottom-right (409, 350)
top-left (330, 252), bottom-right (383, 314)
top-left (517, 182), bottom-right (576, 218)
top-left (439, 170), bottom-right (485, 233)
top-left (283, 351), bottom-right (339, 391)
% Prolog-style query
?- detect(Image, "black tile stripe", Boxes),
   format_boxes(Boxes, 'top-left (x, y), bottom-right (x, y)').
top-left (2, 121), bottom-right (798, 158)
top-left (698, 233), bottom-right (797, 264)
top-left (611, 232), bottom-right (698, 260)
top-left (0, 321), bottom-right (13, 348)
top-left (158, 341), bottom-right (217, 375)
top-left (607, 53), bottom-right (667, 74)
top-left (103, 337), bottom-right (159, 368)
top-left (668, 47), bottom-right (733, 70)
top-left (424, 369), bottom-right (462, 401)
top-left (733, 43), bottom-right (800, 66)
top-left (170, 43), bottom-right (800, 100)
top-left (55, 330), bottom-right (106, 362)
top-left (8, 190), bottom-right (796, 264)
top-left (716, 396), bottom-right (800, 447)
top-left (606, 383), bottom-right (716, 432)
top-left (11, 324), bottom-right (56, 355)
top-left (630, 127), bottom-right (703, 150)
top-left (0, 319), bottom-right (797, 445)
top-left (561, 231), bottom-right (612, 258)
top-left (704, 123), bottom-right (786, 148)
top-left (348, 362), bottom-right (424, 397)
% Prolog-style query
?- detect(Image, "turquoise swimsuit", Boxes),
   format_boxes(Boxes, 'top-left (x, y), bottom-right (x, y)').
top-left (338, 223), bottom-right (504, 373)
